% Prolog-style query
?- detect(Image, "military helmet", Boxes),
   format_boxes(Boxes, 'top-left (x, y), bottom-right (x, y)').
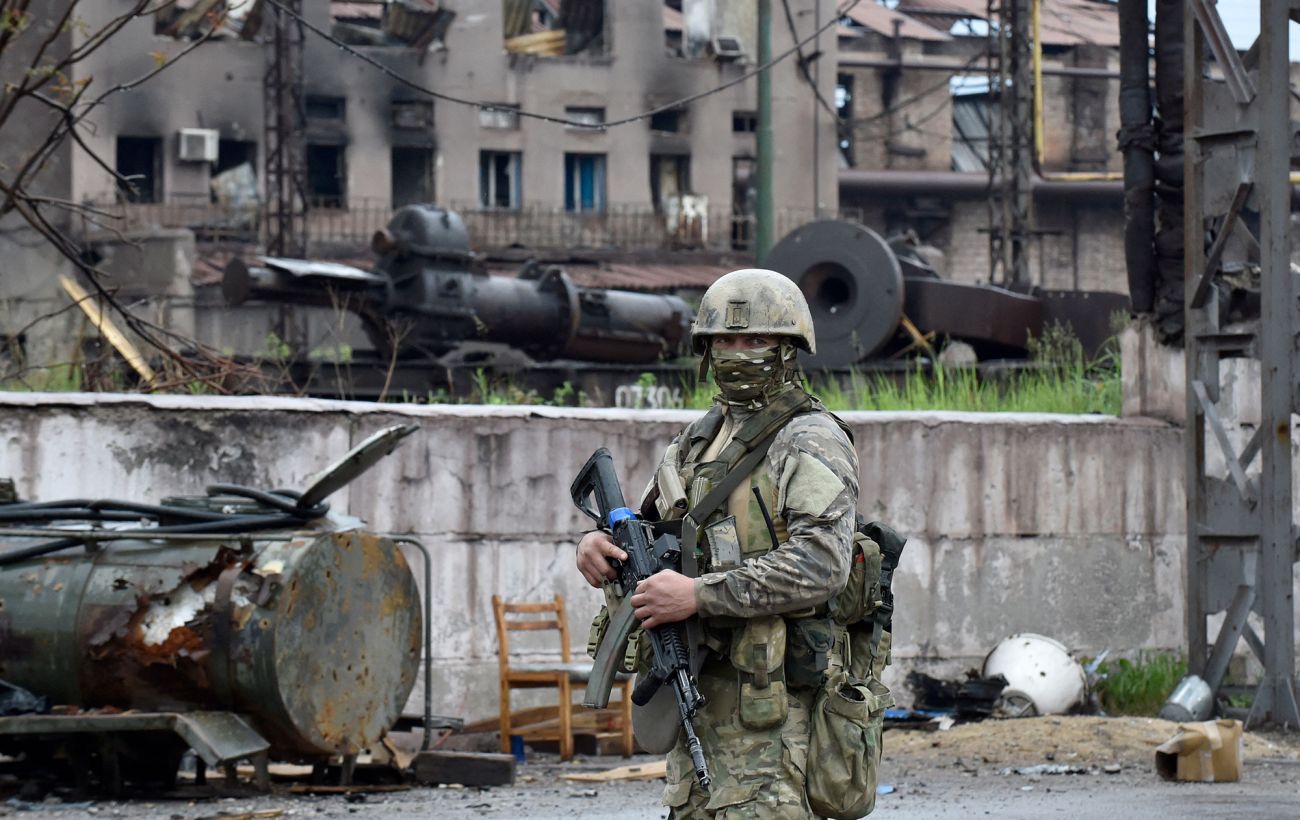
top-left (691, 268), bottom-right (816, 354)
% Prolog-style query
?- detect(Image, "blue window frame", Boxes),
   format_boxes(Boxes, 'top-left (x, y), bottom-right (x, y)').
top-left (564, 152), bottom-right (606, 213)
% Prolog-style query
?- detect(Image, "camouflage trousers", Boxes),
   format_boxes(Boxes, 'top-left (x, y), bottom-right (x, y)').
top-left (663, 669), bottom-right (819, 819)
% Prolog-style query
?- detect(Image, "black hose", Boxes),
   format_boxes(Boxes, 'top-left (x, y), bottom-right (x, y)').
top-left (206, 484), bottom-right (329, 518)
top-left (0, 483), bottom-right (332, 568)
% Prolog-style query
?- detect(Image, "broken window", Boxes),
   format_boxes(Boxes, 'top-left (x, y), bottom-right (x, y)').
top-left (479, 104), bottom-right (521, 130)
top-left (564, 153), bottom-right (606, 213)
top-left (307, 96), bottom-right (346, 121)
top-left (211, 140), bottom-right (258, 207)
top-left (650, 109), bottom-right (684, 134)
top-left (307, 144), bottom-right (347, 208)
top-left (392, 100), bottom-right (434, 130)
top-left (331, 0), bottom-right (455, 48)
top-left (0, 333), bottom-right (26, 378)
top-left (480, 151), bottom-right (522, 209)
top-left (731, 156), bottom-right (755, 250)
top-left (115, 137), bottom-right (163, 203)
top-left (732, 111), bottom-right (757, 133)
top-left (650, 154), bottom-right (690, 214)
top-left (154, 0), bottom-right (253, 39)
top-left (664, 1), bottom-right (684, 56)
top-left (565, 107), bottom-right (605, 129)
top-left (502, 0), bottom-right (606, 57)
top-left (392, 147), bottom-right (435, 207)
top-left (950, 75), bottom-right (992, 172)
top-left (836, 73), bottom-right (854, 166)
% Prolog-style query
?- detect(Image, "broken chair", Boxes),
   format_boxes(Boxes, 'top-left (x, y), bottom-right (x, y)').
top-left (491, 593), bottom-right (633, 760)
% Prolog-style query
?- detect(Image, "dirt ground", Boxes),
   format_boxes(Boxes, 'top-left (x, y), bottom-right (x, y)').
top-left (4, 717), bottom-right (1299, 819)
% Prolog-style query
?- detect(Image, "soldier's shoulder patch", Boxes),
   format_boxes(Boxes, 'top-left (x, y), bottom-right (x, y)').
top-left (782, 450), bottom-right (846, 517)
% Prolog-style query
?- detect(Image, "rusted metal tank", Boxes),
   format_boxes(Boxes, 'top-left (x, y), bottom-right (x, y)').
top-left (0, 529), bottom-right (420, 759)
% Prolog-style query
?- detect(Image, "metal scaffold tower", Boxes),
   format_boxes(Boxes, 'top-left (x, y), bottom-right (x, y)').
top-left (1184, 0), bottom-right (1300, 727)
top-left (263, 0), bottom-right (308, 257)
top-left (986, 0), bottom-right (1034, 287)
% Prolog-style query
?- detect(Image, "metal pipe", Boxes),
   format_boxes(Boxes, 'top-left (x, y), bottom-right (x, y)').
top-left (1032, 0), bottom-right (1044, 168)
top-left (390, 536), bottom-right (435, 753)
top-left (836, 54), bottom-right (1120, 79)
top-left (813, 0), bottom-right (820, 216)
top-left (1118, 0), bottom-right (1156, 313)
top-left (757, 0), bottom-right (774, 262)
top-left (838, 169), bottom-right (1123, 200)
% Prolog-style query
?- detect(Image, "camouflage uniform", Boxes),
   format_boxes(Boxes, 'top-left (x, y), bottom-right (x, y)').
top-left (647, 385), bottom-right (860, 818)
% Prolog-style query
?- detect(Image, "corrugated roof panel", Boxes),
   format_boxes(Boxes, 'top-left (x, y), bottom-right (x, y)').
top-left (843, 3), bottom-right (952, 42)
top-left (898, 0), bottom-right (1118, 47)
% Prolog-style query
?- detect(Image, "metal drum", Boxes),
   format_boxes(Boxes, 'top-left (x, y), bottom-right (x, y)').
top-left (0, 529), bottom-right (420, 759)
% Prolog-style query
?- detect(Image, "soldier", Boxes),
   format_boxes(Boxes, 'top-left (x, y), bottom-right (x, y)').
top-left (576, 269), bottom-right (861, 818)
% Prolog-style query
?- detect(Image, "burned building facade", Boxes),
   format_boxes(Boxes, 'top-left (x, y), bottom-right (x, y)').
top-left (0, 0), bottom-right (843, 373)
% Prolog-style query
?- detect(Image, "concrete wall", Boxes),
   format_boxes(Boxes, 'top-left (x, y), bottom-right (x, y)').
top-left (1, 392), bottom-right (1258, 724)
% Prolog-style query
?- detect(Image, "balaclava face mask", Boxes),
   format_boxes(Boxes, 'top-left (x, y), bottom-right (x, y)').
top-left (709, 341), bottom-right (799, 406)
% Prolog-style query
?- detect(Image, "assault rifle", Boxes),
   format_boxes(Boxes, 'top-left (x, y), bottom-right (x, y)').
top-left (571, 448), bottom-right (711, 791)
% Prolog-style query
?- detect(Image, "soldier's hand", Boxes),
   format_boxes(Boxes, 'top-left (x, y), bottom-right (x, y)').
top-left (576, 530), bottom-right (627, 588)
top-left (631, 570), bottom-right (697, 628)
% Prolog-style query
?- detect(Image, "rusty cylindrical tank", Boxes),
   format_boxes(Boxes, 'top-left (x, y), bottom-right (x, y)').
top-left (0, 529), bottom-right (420, 759)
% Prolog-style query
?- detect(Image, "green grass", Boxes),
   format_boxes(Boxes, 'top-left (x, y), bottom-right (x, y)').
top-left (1092, 652), bottom-right (1188, 716)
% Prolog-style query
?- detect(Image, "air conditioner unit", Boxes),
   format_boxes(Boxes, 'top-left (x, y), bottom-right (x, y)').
top-left (711, 35), bottom-right (744, 61)
top-left (178, 128), bottom-right (219, 162)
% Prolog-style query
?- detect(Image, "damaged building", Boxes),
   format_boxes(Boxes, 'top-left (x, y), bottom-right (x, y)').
top-left (0, 0), bottom-right (1145, 382)
top-left (0, 0), bottom-right (840, 374)
top-left (836, 0), bottom-right (1126, 292)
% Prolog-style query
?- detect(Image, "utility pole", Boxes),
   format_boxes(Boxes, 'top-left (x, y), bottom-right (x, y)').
top-left (986, 0), bottom-right (1034, 286)
top-left (263, 0), bottom-right (308, 258)
top-left (756, 0), bottom-right (774, 263)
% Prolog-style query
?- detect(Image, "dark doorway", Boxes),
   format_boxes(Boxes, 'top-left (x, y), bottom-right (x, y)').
top-left (307, 144), bottom-right (346, 208)
top-left (115, 137), bottom-right (163, 203)
top-left (391, 147), bottom-right (434, 207)
top-left (216, 140), bottom-right (257, 175)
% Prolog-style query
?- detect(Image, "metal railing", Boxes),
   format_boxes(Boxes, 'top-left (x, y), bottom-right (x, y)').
top-left (84, 195), bottom-right (844, 254)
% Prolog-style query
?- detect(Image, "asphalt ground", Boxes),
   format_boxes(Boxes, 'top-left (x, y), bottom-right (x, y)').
top-left (4, 754), bottom-right (1299, 819)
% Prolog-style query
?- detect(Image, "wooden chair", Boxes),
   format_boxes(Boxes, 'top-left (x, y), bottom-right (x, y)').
top-left (492, 593), bottom-right (634, 760)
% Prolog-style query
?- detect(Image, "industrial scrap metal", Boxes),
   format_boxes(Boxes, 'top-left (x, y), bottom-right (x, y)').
top-left (0, 426), bottom-right (427, 792)
top-left (223, 205), bottom-right (692, 365)
top-left (764, 220), bottom-right (1130, 368)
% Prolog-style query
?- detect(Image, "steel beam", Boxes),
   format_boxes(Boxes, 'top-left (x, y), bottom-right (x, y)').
top-left (1183, 0), bottom-right (1300, 728)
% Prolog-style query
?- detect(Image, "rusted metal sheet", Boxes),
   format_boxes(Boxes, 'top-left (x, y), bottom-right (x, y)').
top-left (0, 531), bottom-right (420, 759)
top-left (903, 278), bottom-right (1044, 350)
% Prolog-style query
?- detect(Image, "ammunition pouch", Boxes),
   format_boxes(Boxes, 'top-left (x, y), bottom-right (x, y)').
top-left (730, 615), bottom-right (788, 730)
top-left (785, 614), bottom-right (838, 690)
top-left (829, 531), bottom-right (883, 626)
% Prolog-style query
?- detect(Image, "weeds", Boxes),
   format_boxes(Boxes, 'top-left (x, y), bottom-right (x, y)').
top-left (1092, 652), bottom-right (1187, 716)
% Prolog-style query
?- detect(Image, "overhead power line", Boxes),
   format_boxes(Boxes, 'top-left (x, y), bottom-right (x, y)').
top-left (262, 0), bottom-right (861, 130)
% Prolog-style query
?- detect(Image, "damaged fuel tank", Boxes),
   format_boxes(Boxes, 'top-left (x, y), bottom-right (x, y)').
top-left (0, 426), bottom-right (422, 763)
top-left (223, 205), bottom-right (693, 365)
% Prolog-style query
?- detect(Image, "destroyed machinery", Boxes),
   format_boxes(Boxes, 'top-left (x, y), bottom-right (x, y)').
top-left (224, 205), bottom-right (693, 366)
top-left (0, 426), bottom-right (431, 793)
top-left (223, 207), bottom-right (1125, 380)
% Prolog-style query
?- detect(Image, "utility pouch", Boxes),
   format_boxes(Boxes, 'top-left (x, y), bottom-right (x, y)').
top-left (807, 670), bottom-right (893, 820)
top-left (703, 515), bottom-right (742, 570)
top-left (730, 615), bottom-right (788, 730)
top-left (785, 616), bottom-right (838, 690)
top-left (830, 532), bottom-right (883, 626)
